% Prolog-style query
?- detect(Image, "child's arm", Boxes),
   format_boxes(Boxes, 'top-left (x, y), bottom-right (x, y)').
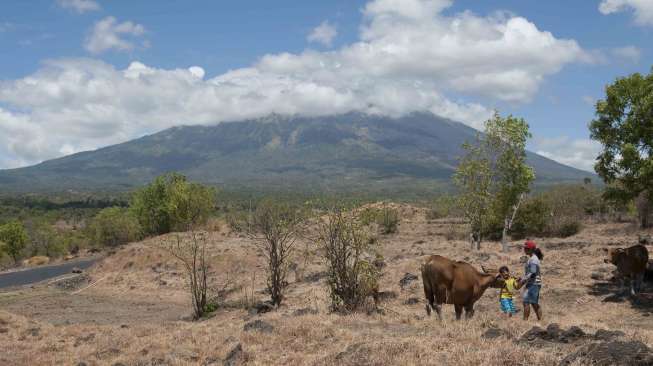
top-left (513, 277), bottom-right (522, 290)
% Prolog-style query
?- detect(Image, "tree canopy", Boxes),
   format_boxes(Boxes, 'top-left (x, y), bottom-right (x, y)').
top-left (590, 68), bottom-right (653, 227)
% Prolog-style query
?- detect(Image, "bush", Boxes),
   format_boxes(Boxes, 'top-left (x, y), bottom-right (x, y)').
top-left (358, 205), bottom-right (399, 235)
top-left (557, 220), bottom-right (582, 238)
top-left (130, 173), bottom-right (215, 236)
top-left (87, 207), bottom-right (141, 247)
top-left (0, 221), bottom-right (28, 264)
top-left (510, 197), bottom-right (550, 240)
top-left (377, 206), bottom-right (399, 234)
top-left (509, 187), bottom-right (586, 239)
top-left (318, 209), bottom-right (380, 312)
top-left (426, 195), bottom-right (459, 220)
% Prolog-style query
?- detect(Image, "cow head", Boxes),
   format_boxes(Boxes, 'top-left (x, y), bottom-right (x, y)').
top-left (603, 247), bottom-right (624, 265)
top-left (481, 266), bottom-right (505, 288)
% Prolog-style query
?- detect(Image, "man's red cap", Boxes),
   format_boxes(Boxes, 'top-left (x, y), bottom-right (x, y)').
top-left (524, 240), bottom-right (537, 250)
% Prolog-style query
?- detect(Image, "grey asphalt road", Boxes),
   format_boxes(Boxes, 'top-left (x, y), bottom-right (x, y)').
top-left (0, 258), bottom-right (99, 289)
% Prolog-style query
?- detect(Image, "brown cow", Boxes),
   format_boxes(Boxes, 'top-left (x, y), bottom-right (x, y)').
top-left (421, 255), bottom-right (502, 320)
top-left (603, 244), bottom-right (649, 295)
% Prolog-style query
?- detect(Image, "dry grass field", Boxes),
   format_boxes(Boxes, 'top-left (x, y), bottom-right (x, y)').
top-left (1, 203), bottom-right (652, 366)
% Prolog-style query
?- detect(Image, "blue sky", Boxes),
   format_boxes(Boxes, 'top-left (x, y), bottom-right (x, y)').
top-left (0, 0), bottom-right (651, 171)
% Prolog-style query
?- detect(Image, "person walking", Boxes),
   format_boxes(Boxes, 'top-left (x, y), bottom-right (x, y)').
top-left (519, 240), bottom-right (543, 321)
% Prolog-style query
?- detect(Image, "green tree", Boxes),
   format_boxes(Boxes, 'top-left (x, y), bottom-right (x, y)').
top-left (454, 112), bottom-right (535, 250)
top-left (88, 207), bottom-right (141, 247)
top-left (130, 173), bottom-right (215, 235)
top-left (0, 221), bottom-right (28, 264)
top-left (166, 178), bottom-right (215, 231)
top-left (485, 112), bottom-right (535, 251)
top-left (454, 138), bottom-right (492, 250)
top-left (590, 68), bottom-right (653, 228)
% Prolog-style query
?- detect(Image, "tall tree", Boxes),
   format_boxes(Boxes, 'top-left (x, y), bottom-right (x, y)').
top-left (454, 138), bottom-right (492, 250)
top-left (485, 112), bottom-right (535, 252)
top-left (454, 112), bottom-right (534, 250)
top-left (590, 68), bottom-right (653, 228)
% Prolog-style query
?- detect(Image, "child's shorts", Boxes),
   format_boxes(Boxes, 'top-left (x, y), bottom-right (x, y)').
top-left (500, 298), bottom-right (516, 313)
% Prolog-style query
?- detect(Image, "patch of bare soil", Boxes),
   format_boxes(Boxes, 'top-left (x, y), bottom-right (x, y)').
top-left (0, 206), bottom-right (652, 365)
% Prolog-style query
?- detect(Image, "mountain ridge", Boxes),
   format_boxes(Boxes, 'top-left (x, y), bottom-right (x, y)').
top-left (0, 112), bottom-right (594, 195)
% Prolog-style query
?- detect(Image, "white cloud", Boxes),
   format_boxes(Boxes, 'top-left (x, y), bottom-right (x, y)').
top-left (84, 16), bottom-right (146, 54)
top-left (599, 0), bottom-right (653, 26)
top-left (611, 45), bottom-right (641, 63)
top-left (534, 137), bottom-right (601, 172)
top-left (57, 0), bottom-right (100, 14)
top-left (0, 0), bottom-right (591, 168)
top-left (307, 21), bottom-right (338, 47)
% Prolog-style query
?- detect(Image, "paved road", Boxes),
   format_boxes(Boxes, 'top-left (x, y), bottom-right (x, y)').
top-left (0, 258), bottom-right (99, 289)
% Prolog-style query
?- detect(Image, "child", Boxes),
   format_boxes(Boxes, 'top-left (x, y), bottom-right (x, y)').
top-left (499, 266), bottom-right (519, 317)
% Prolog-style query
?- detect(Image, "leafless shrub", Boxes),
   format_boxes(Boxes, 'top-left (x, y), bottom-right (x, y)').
top-left (165, 232), bottom-right (211, 319)
top-left (248, 200), bottom-right (306, 307)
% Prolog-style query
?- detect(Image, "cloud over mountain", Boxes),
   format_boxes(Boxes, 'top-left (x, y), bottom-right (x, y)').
top-left (0, 0), bottom-right (591, 168)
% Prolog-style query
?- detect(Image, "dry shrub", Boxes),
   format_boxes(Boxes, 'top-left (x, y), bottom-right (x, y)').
top-left (164, 232), bottom-right (211, 320)
top-left (248, 200), bottom-right (305, 306)
top-left (318, 209), bottom-right (380, 312)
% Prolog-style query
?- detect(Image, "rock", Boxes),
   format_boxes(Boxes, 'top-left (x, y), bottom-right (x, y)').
top-left (112, 363), bottom-right (127, 366)
top-left (53, 274), bottom-right (89, 291)
top-left (519, 326), bottom-right (547, 342)
top-left (248, 301), bottom-right (275, 315)
top-left (638, 234), bottom-right (651, 245)
top-left (74, 333), bottom-right (95, 347)
top-left (202, 356), bottom-right (220, 366)
top-left (482, 328), bottom-right (506, 340)
top-left (304, 271), bottom-right (327, 283)
top-left (95, 348), bottom-right (121, 360)
top-left (243, 320), bottom-right (273, 333)
top-left (223, 343), bottom-right (243, 366)
top-left (0, 328), bottom-right (7, 333)
top-left (292, 308), bottom-right (318, 316)
top-left (399, 273), bottom-right (419, 290)
top-left (560, 340), bottom-right (653, 366)
top-left (404, 297), bottom-right (420, 305)
top-left (594, 329), bottom-right (625, 341)
top-left (561, 326), bottom-right (586, 342)
top-left (76, 362), bottom-right (88, 366)
top-left (519, 324), bottom-right (587, 345)
top-left (71, 267), bottom-right (83, 274)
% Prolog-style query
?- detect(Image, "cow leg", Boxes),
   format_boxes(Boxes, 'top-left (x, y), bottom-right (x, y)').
top-left (464, 304), bottom-right (475, 319)
top-left (454, 304), bottom-right (463, 320)
top-left (423, 280), bottom-right (433, 316)
top-left (433, 287), bottom-right (446, 321)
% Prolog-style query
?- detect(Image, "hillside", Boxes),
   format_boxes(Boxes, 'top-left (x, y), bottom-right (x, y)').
top-left (0, 204), bottom-right (651, 365)
top-left (0, 112), bottom-right (593, 194)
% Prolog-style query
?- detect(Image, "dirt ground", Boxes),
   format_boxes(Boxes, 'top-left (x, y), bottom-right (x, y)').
top-left (1, 203), bottom-right (652, 365)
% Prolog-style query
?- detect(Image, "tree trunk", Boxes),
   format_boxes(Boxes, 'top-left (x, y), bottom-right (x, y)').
top-left (636, 190), bottom-right (651, 229)
top-left (501, 219), bottom-right (509, 253)
top-left (501, 194), bottom-right (524, 252)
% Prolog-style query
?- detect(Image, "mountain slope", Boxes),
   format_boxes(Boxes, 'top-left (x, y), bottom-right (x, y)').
top-left (0, 112), bottom-right (593, 194)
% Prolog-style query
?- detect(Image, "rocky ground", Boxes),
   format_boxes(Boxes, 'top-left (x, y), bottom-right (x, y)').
top-left (0, 203), bottom-right (652, 365)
